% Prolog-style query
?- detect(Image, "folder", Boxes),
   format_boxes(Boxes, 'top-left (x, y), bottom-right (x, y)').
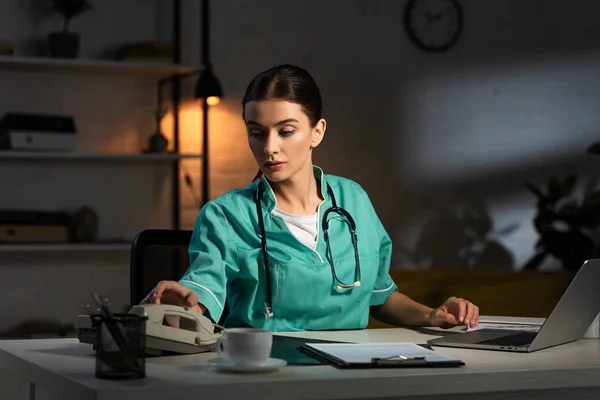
top-left (299, 342), bottom-right (465, 369)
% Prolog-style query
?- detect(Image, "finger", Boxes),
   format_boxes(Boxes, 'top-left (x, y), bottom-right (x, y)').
top-left (153, 281), bottom-right (173, 303)
top-left (154, 282), bottom-right (165, 299)
top-left (472, 305), bottom-right (480, 326)
top-left (184, 290), bottom-right (198, 307)
top-left (464, 302), bottom-right (474, 326)
top-left (154, 280), bottom-right (179, 298)
top-left (457, 299), bottom-right (467, 323)
top-left (140, 292), bottom-right (154, 304)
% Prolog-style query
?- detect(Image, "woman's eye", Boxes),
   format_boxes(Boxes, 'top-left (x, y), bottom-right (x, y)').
top-left (248, 130), bottom-right (264, 136)
top-left (280, 130), bottom-right (295, 136)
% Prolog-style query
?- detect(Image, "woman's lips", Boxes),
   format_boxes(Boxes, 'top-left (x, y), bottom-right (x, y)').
top-left (265, 162), bottom-right (285, 171)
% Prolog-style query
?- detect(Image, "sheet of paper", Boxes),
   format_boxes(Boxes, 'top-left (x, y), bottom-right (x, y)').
top-left (305, 342), bottom-right (461, 364)
top-left (467, 322), bottom-right (541, 332)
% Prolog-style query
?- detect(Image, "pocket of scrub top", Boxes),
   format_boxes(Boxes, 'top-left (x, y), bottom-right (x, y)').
top-left (269, 252), bottom-right (381, 328)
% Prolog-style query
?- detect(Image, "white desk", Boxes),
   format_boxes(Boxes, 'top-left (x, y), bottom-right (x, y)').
top-left (1, 328), bottom-right (600, 400)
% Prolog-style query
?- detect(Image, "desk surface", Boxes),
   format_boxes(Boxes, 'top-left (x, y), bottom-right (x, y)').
top-left (1, 328), bottom-right (600, 400)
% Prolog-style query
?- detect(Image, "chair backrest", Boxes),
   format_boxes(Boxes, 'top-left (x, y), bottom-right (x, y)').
top-left (129, 229), bottom-right (193, 307)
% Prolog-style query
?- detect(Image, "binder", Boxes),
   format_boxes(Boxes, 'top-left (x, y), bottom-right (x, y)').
top-left (299, 342), bottom-right (465, 369)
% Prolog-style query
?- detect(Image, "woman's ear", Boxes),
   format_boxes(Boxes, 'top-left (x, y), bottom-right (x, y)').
top-left (310, 119), bottom-right (326, 148)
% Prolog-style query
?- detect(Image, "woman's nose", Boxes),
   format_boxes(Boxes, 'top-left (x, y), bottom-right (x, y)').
top-left (263, 133), bottom-right (279, 155)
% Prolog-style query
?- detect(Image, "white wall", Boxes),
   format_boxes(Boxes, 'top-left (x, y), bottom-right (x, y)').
top-left (2, 0), bottom-right (600, 333)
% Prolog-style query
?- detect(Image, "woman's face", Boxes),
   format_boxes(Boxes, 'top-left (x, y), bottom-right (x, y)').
top-left (244, 100), bottom-right (325, 183)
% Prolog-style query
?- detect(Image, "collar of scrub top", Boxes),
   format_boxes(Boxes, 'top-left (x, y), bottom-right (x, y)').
top-left (258, 165), bottom-right (329, 213)
top-left (256, 165), bottom-right (361, 320)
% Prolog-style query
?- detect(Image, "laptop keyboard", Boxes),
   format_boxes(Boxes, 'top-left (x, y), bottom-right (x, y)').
top-left (478, 331), bottom-right (537, 347)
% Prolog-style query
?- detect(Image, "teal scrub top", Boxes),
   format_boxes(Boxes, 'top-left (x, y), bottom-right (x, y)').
top-left (178, 166), bottom-right (398, 332)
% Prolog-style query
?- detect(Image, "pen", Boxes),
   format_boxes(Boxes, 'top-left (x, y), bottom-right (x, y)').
top-left (371, 356), bottom-right (427, 365)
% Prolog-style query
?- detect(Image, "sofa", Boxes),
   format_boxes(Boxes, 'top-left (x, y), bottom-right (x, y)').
top-left (368, 268), bottom-right (575, 329)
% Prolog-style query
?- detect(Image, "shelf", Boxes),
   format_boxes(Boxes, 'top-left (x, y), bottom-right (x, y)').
top-left (0, 56), bottom-right (198, 77)
top-left (0, 242), bottom-right (131, 252)
top-left (0, 151), bottom-right (203, 162)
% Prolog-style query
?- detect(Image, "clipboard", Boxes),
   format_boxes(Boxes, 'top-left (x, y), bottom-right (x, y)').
top-left (271, 335), bottom-right (352, 365)
top-left (299, 342), bottom-right (465, 369)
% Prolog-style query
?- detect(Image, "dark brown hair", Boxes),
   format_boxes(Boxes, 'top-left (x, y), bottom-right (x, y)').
top-left (242, 64), bottom-right (323, 127)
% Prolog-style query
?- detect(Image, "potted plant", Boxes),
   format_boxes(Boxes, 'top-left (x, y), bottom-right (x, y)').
top-left (144, 107), bottom-right (169, 153)
top-left (47, 0), bottom-right (92, 58)
top-left (522, 174), bottom-right (600, 271)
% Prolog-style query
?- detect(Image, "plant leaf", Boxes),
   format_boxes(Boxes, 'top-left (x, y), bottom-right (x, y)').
top-left (547, 176), bottom-right (563, 200)
top-left (587, 142), bottom-right (600, 156)
top-left (584, 177), bottom-right (600, 195)
top-left (523, 181), bottom-right (545, 199)
top-left (579, 191), bottom-right (600, 228)
top-left (50, 0), bottom-right (92, 19)
top-left (561, 174), bottom-right (577, 197)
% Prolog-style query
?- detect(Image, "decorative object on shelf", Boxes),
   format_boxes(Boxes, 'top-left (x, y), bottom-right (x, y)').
top-left (0, 112), bottom-right (77, 152)
top-left (523, 174), bottom-right (600, 271)
top-left (68, 206), bottom-right (98, 242)
top-left (0, 40), bottom-right (14, 56)
top-left (403, 0), bottom-right (463, 52)
top-left (144, 107), bottom-right (169, 153)
top-left (116, 41), bottom-right (174, 63)
top-left (0, 209), bottom-right (70, 243)
top-left (47, 0), bottom-right (92, 59)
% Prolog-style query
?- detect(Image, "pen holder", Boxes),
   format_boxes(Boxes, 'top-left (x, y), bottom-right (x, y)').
top-left (91, 313), bottom-right (148, 380)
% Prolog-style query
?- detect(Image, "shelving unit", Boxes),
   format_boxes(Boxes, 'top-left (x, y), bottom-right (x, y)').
top-left (0, 0), bottom-right (195, 249)
top-left (0, 151), bottom-right (203, 162)
top-left (0, 243), bottom-right (131, 252)
top-left (0, 55), bottom-right (197, 77)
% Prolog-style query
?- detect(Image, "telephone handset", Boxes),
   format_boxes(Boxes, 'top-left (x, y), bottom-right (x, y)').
top-left (128, 303), bottom-right (221, 355)
top-left (76, 303), bottom-right (221, 355)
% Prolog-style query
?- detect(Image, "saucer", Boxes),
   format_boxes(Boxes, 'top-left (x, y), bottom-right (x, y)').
top-left (207, 357), bottom-right (287, 373)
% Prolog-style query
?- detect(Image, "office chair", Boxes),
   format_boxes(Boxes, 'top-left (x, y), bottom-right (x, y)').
top-left (129, 229), bottom-right (193, 307)
top-left (129, 228), bottom-right (229, 325)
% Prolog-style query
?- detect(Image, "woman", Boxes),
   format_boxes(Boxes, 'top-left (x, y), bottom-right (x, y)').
top-left (141, 64), bottom-right (480, 331)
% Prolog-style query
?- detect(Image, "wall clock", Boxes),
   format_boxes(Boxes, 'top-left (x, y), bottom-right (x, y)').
top-left (404, 0), bottom-right (463, 52)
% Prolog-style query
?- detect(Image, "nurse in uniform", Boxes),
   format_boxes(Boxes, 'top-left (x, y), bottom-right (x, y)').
top-left (141, 64), bottom-right (480, 331)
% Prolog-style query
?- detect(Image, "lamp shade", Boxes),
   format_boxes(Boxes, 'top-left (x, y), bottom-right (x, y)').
top-left (194, 68), bottom-right (223, 100)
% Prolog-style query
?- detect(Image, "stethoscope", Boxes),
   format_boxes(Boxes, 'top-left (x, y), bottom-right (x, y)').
top-left (256, 179), bottom-right (361, 318)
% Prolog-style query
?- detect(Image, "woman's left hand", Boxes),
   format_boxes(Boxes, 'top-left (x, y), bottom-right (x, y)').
top-left (428, 297), bottom-right (479, 329)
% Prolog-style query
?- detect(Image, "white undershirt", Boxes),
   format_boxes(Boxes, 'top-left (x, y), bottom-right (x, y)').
top-left (271, 207), bottom-right (319, 249)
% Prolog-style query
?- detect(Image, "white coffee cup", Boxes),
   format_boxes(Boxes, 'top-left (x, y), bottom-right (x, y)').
top-left (216, 328), bottom-right (273, 366)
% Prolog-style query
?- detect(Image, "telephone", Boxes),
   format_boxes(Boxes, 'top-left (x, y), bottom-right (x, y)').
top-left (76, 304), bottom-right (221, 356)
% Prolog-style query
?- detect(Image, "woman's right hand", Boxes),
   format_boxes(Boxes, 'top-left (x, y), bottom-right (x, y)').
top-left (140, 280), bottom-right (206, 313)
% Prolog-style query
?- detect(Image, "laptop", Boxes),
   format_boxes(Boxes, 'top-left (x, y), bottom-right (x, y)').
top-left (427, 258), bottom-right (600, 353)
